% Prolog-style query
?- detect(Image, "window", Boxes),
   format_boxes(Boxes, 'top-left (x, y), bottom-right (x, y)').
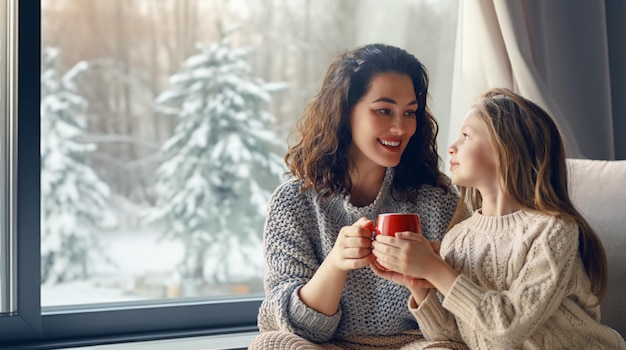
top-left (1, 0), bottom-right (459, 346)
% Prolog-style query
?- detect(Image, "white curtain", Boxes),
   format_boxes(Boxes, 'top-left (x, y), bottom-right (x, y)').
top-left (449, 0), bottom-right (616, 160)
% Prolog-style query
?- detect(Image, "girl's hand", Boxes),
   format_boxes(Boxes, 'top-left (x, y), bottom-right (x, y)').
top-left (369, 256), bottom-right (433, 303)
top-left (372, 232), bottom-right (459, 298)
top-left (369, 260), bottom-right (431, 286)
top-left (369, 258), bottom-right (413, 287)
top-left (328, 217), bottom-right (375, 271)
top-left (429, 240), bottom-right (441, 256)
top-left (371, 231), bottom-right (440, 279)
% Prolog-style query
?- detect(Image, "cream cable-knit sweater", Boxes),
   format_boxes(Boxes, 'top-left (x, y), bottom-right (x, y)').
top-left (257, 168), bottom-right (458, 343)
top-left (410, 210), bottom-right (626, 349)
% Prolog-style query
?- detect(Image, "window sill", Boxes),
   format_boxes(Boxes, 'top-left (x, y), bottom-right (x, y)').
top-left (54, 332), bottom-right (259, 350)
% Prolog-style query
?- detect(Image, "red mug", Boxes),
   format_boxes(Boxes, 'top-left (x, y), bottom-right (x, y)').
top-left (371, 213), bottom-right (421, 237)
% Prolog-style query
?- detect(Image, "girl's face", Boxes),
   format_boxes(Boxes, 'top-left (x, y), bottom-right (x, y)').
top-left (448, 108), bottom-right (499, 191)
top-left (348, 72), bottom-right (417, 173)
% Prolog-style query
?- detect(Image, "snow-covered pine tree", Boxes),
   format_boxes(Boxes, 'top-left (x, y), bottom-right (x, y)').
top-left (41, 47), bottom-right (117, 284)
top-left (148, 32), bottom-right (286, 295)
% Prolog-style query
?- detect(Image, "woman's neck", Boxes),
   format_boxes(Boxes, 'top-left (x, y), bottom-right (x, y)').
top-left (348, 166), bottom-right (386, 207)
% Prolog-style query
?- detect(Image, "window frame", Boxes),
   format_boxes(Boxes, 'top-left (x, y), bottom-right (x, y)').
top-left (0, 0), bottom-right (43, 341)
top-left (0, 2), bottom-right (261, 347)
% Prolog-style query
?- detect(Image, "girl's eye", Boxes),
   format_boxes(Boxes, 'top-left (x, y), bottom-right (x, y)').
top-left (377, 108), bottom-right (391, 115)
top-left (462, 133), bottom-right (469, 140)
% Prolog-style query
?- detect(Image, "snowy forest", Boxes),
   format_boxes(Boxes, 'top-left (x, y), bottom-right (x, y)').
top-left (40, 0), bottom-right (458, 305)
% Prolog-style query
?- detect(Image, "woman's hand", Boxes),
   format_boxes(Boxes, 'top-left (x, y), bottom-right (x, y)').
top-left (299, 217), bottom-right (375, 316)
top-left (328, 217), bottom-right (375, 271)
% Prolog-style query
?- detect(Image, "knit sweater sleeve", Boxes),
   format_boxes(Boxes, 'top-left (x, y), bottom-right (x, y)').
top-left (442, 216), bottom-right (580, 348)
top-left (408, 289), bottom-right (464, 343)
top-left (256, 181), bottom-right (340, 343)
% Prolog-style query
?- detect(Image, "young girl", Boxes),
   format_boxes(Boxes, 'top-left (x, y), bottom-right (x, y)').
top-left (371, 88), bottom-right (626, 349)
top-left (249, 44), bottom-right (460, 349)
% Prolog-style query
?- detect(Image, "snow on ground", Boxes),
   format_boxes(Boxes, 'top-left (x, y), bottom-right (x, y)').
top-left (41, 228), bottom-right (263, 307)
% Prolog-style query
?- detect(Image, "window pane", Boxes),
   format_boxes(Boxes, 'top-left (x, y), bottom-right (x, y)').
top-left (41, 0), bottom-right (459, 307)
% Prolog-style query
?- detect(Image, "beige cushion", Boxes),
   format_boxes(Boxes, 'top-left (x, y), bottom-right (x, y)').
top-left (567, 158), bottom-right (626, 336)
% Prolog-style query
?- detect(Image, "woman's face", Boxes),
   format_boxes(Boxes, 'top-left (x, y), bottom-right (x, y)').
top-left (448, 108), bottom-right (499, 192)
top-left (348, 72), bottom-right (417, 173)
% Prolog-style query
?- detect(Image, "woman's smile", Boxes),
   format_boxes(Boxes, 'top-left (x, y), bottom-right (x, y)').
top-left (378, 138), bottom-right (402, 151)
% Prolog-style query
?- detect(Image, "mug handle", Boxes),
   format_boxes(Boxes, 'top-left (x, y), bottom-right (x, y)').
top-left (365, 222), bottom-right (389, 271)
top-left (364, 222), bottom-right (378, 239)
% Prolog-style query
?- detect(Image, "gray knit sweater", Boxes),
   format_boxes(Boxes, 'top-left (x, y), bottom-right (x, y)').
top-left (257, 168), bottom-right (458, 343)
top-left (411, 210), bottom-right (626, 349)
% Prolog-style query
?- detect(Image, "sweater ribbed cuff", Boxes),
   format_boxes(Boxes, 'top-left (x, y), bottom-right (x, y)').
top-left (441, 274), bottom-right (482, 323)
top-left (409, 289), bottom-right (449, 331)
top-left (289, 287), bottom-right (341, 337)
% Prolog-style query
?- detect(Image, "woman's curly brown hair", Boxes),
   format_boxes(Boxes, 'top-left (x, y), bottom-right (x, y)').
top-left (285, 43), bottom-right (449, 200)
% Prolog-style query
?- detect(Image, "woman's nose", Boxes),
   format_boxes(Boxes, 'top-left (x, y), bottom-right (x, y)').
top-left (390, 116), bottom-right (409, 134)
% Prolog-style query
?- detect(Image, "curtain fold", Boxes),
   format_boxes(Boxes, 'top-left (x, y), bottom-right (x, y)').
top-left (449, 0), bottom-right (615, 160)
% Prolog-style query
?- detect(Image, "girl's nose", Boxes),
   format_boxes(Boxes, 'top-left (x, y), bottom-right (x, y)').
top-left (448, 143), bottom-right (456, 155)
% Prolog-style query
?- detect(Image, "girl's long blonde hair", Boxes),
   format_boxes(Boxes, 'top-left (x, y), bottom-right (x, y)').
top-left (448, 88), bottom-right (608, 301)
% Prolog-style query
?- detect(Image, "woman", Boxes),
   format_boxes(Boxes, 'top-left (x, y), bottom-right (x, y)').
top-left (249, 44), bottom-right (461, 349)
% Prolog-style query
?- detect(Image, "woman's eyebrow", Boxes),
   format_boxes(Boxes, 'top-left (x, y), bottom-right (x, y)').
top-left (372, 97), bottom-right (418, 106)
